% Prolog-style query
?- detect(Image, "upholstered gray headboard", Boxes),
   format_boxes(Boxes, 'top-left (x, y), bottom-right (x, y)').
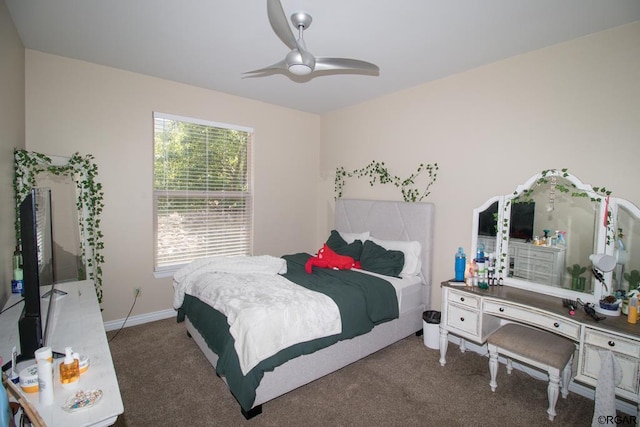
top-left (334, 199), bottom-right (435, 307)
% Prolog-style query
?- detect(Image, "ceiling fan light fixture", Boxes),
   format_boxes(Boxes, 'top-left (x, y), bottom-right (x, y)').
top-left (243, 0), bottom-right (379, 78)
top-left (288, 64), bottom-right (312, 75)
top-left (285, 49), bottom-right (313, 75)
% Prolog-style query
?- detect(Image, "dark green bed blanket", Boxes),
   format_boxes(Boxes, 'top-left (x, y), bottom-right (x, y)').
top-left (177, 252), bottom-right (399, 411)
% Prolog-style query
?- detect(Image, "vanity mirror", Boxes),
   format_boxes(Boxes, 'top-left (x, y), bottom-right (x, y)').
top-left (472, 169), bottom-right (640, 304)
top-left (14, 150), bottom-right (105, 302)
top-left (612, 199), bottom-right (640, 293)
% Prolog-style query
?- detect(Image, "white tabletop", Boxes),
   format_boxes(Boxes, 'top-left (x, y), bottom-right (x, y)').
top-left (1, 280), bottom-right (123, 426)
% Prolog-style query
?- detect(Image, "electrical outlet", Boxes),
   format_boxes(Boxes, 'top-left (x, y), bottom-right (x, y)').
top-left (134, 287), bottom-right (141, 297)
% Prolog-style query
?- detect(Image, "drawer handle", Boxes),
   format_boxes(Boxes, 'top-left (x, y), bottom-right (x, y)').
top-left (608, 341), bottom-right (615, 347)
top-left (553, 322), bottom-right (559, 328)
top-left (460, 297), bottom-right (465, 302)
top-left (499, 307), bottom-right (505, 313)
top-left (460, 317), bottom-right (465, 322)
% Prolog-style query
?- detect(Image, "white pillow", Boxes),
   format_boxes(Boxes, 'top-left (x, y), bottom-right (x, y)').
top-left (369, 236), bottom-right (422, 277)
top-left (338, 230), bottom-right (370, 244)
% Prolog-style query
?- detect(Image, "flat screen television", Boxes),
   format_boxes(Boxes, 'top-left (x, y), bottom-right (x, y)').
top-left (478, 200), bottom-right (536, 241)
top-left (2, 188), bottom-right (63, 371)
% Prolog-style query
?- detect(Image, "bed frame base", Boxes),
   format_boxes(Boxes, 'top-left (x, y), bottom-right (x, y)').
top-left (185, 303), bottom-right (424, 417)
top-left (241, 404), bottom-right (262, 420)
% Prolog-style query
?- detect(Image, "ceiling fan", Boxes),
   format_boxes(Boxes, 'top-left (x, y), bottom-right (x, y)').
top-left (243, 0), bottom-right (380, 78)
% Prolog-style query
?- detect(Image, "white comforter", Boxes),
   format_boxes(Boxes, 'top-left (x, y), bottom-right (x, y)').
top-left (173, 255), bottom-right (342, 375)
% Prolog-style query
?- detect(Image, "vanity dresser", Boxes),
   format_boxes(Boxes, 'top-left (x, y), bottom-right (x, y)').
top-left (441, 169), bottom-right (640, 417)
top-left (440, 283), bottom-right (640, 407)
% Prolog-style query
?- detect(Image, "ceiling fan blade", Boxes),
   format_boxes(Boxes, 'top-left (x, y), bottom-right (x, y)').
top-left (267, 0), bottom-right (297, 50)
top-left (242, 59), bottom-right (288, 76)
top-left (314, 57), bottom-right (380, 74)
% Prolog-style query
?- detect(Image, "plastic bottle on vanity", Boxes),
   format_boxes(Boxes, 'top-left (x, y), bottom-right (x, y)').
top-left (476, 244), bottom-right (487, 288)
top-left (59, 347), bottom-right (80, 387)
top-left (455, 247), bottom-right (466, 282)
top-left (557, 231), bottom-right (567, 248)
top-left (487, 253), bottom-right (496, 285)
top-left (628, 296), bottom-right (638, 324)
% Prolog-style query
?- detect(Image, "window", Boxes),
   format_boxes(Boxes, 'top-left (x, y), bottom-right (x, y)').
top-left (153, 112), bottom-right (253, 275)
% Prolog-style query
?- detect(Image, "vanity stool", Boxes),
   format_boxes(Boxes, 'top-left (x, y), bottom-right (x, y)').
top-left (487, 323), bottom-right (575, 421)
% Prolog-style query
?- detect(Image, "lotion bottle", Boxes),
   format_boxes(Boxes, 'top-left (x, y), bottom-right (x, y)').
top-left (59, 347), bottom-right (80, 386)
top-left (34, 347), bottom-right (54, 405)
top-left (628, 296), bottom-right (638, 324)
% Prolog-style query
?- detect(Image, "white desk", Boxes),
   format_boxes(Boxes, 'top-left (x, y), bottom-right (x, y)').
top-left (440, 282), bottom-right (640, 416)
top-left (0, 280), bottom-right (123, 426)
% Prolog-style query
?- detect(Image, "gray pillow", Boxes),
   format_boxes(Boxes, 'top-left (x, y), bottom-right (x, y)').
top-left (359, 240), bottom-right (404, 277)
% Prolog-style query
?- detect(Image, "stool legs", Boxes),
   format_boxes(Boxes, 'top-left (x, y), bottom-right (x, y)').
top-left (560, 356), bottom-right (573, 399)
top-left (488, 343), bottom-right (498, 392)
top-left (547, 367), bottom-right (561, 421)
top-left (487, 344), bottom-right (572, 422)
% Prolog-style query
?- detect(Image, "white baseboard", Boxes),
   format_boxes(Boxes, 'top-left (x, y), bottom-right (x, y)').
top-left (103, 308), bottom-right (176, 332)
top-left (446, 335), bottom-right (638, 416)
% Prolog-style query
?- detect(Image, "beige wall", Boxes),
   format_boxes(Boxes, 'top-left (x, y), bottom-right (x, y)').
top-left (0, 0), bottom-right (25, 306)
top-left (25, 51), bottom-right (321, 321)
top-left (320, 22), bottom-right (640, 310)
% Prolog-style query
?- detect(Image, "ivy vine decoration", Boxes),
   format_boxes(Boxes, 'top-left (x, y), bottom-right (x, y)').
top-left (335, 161), bottom-right (439, 202)
top-left (14, 149), bottom-right (105, 303)
top-left (497, 200), bottom-right (511, 275)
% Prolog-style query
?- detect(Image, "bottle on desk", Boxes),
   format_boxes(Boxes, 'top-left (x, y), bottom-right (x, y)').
top-left (476, 245), bottom-right (487, 289)
top-left (455, 247), bottom-right (466, 282)
top-left (60, 347), bottom-right (80, 387)
top-left (35, 347), bottom-right (54, 405)
top-left (628, 296), bottom-right (638, 324)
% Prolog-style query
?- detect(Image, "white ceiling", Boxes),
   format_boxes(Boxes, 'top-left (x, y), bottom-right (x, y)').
top-left (6, 0), bottom-right (640, 114)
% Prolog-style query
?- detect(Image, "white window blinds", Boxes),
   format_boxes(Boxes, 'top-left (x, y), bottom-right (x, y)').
top-left (153, 112), bottom-right (253, 273)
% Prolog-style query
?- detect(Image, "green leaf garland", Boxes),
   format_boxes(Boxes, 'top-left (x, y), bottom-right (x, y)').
top-left (335, 161), bottom-right (438, 202)
top-left (14, 149), bottom-right (105, 303)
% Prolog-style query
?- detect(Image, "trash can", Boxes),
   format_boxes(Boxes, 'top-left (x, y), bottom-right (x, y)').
top-left (422, 310), bottom-right (441, 350)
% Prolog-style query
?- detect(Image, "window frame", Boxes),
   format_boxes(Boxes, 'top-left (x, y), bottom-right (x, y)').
top-left (152, 112), bottom-right (254, 278)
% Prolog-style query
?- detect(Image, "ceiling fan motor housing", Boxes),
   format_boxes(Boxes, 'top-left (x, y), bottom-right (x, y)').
top-left (286, 49), bottom-right (314, 75)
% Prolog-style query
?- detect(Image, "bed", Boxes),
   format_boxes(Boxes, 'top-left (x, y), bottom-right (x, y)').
top-left (174, 198), bottom-right (435, 418)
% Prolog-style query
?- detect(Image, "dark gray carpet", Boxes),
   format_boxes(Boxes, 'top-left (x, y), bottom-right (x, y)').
top-left (106, 318), bottom-right (624, 426)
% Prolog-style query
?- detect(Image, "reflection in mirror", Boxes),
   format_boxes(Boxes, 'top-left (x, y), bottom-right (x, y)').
top-left (476, 200), bottom-right (538, 254)
top-left (476, 201), bottom-right (498, 255)
top-left (36, 171), bottom-right (83, 283)
top-left (614, 201), bottom-right (640, 293)
top-left (508, 176), bottom-right (599, 294)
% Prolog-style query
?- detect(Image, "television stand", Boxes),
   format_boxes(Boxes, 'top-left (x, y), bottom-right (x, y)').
top-left (41, 288), bottom-right (68, 299)
top-left (0, 280), bottom-right (123, 426)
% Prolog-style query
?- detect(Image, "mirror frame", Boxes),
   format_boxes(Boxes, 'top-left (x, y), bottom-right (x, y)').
top-left (472, 169), bottom-right (620, 304)
top-left (14, 149), bottom-right (105, 303)
top-left (610, 197), bottom-right (640, 292)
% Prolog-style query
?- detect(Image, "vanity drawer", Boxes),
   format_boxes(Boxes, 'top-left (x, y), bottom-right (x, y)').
top-left (514, 247), bottom-right (556, 263)
top-left (448, 289), bottom-right (480, 309)
top-left (483, 300), bottom-right (581, 341)
top-left (447, 304), bottom-right (480, 337)
top-left (584, 329), bottom-right (640, 358)
top-left (580, 344), bottom-right (640, 395)
top-left (580, 328), bottom-right (640, 396)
